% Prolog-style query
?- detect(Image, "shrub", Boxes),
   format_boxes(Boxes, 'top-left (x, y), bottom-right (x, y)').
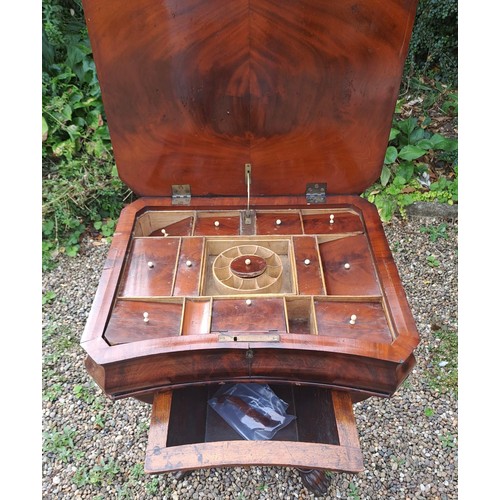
top-left (406, 0), bottom-right (458, 85)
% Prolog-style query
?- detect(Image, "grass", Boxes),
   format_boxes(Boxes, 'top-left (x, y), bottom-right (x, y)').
top-left (426, 329), bottom-right (458, 396)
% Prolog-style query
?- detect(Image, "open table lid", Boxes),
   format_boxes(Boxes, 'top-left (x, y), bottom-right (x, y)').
top-left (83, 0), bottom-right (417, 198)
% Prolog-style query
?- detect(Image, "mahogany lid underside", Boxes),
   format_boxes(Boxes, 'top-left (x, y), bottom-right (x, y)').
top-left (83, 0), bottom-right (417, 197)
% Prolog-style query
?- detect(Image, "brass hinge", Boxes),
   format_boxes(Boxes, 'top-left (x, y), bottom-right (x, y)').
top-left (306, 183), bottom-right (327, 204)
top-left (171, 184), bottom-right (191, 205)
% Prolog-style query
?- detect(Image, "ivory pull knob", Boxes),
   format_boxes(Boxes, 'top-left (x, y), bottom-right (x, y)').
top-left (161, 229), bottom-right (168, 236)
top-left (246, 299), bottom-right (252, 306)
top-left (349, 314), bottom-right (357, 325)
top-left (304, 259), bottom-right (311, 265)
top-left (329, 214), bottom-right (335, 223)
top-left (245, 258), bottom-right (251, 266)
top-left (344, 263), bottom-right (350, 269)
top-left (214, 220), bottom-right (220, 227)
top-left (186, 260), bottom-right (193, 267)
top-left (275, 219), bottom-right (282, 225)
top-left (143, 312), bottom-right (149, 323)
top-left (147, 261), bottom-right (154, 268)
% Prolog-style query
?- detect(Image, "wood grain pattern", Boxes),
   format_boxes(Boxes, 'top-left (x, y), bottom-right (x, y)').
top-left (83, 0), bottom-right (418, 196)
top-left (119, 238), bottom-right (180, 297)
top-left (81, 196), bottom-right (419, 400)
top-left (302, 211), bottom-right (364, 235)
top-left (256, 212), bottom-right (303, 235)
top-left (104, 300), bottom-right (183, 345)
top-left (173, 237), bottom-right (204, 296)
top-left (293, 236), bottom-right (325, 295)
top-left (319, 234), bottom-right (381, 296)
top-left (211, 298), bottom-right (287, 333)
top-left (314, 300), bottom-right (392, 343)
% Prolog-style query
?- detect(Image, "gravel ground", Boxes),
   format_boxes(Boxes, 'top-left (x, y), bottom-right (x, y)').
top-left (42, 213), bottom-right (458, 499)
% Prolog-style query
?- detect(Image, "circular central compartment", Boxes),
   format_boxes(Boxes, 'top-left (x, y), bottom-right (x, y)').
top-left (212, 244), bottom-right (283, 294)
top-left (230, 255), bottom-right (267, 278)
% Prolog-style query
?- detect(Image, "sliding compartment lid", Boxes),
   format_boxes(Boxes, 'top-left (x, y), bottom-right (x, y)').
top-left (83, 0), bottom-right (418, 197)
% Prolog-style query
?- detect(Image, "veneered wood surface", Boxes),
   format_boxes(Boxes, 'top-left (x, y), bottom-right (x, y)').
top-left (293, 236), bottom-right (325, 295)
top-left (181, 300), bottom-right (212, 335)
top-left (320, 234), bottom-right (381, 296)
top-left (230, 255), bottom-right (268, 278)
top-left (302, 211), bottom-right (364, 235)
top-left (211, 298), bottom-right (287, 333)
top-left (104, 300), bottom-right (183, 345)
top-left (173, 238), bottom-right (204, 296)
top-left (149, 217), bottom-right (194, 237)
top-left (193, 215), bottom-right (240, 236)
top-left (314, 300), bottom-right (392, 343)
top-left (81, 195), bottom-right (419, 400)
top-left (82, 0), bottom-right (418, 196)
top-left (256, 212), bottom-right (303, 235)
top-left (119, 238), bottom-right (180, 297)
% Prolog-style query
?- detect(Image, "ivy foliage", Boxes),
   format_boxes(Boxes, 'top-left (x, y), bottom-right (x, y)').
top-left (41, 0), bottom-right (458, 270)
top-left (406, 0), bottom-right (458, 85)
top-left (42, 0), bottom-right (130, 270)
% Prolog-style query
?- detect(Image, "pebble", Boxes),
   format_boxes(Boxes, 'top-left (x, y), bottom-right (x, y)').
top-left (42, 215), bottom-right (458, 499)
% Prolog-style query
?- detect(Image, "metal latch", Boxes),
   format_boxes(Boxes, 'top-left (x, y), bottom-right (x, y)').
top-left (171, 184), bottom-right (191, 205)
top-left (218, 333), bottom-right (281, 342)
top-left (306, 183), bottom-right (327, 204)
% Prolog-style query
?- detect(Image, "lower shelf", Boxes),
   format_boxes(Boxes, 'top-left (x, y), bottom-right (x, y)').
top-left (144, 384), bottom-right (364, 474)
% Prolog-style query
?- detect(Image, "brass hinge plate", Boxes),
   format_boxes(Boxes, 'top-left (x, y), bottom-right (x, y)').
top-left (306, 183), bottom-right (327, 204)
top-left (171, 184), bottom-right (191, 205)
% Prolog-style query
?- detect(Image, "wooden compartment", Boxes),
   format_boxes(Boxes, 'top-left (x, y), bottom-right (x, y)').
top-left (314, 298), bottom-right (393, 343)
top-left (285, 297), bottom-right (316, 335)
top-left (302, 209), bottom-right (364, 235)
top-left (135, 211), bottom-right (195, 237)
top-left (181, 299), bottom-right (212, 335)
top-left (202, 238), bottom-right (295, 295)
top-left (210, 298), bottom-right (287, 334)
top-left (256, 211), bottom-right (303, 235)
top-left (104, 299), bottom-right (184, 345)
top-left (145, 386), bottom-right (363, 474)
top-left (172, 237), bottom-right (204, 296)
top-left (118, 238), bottom-right (181, 297)
top-left (293, 236), bottom-right (325, 295)
top-left (319, 234), bottom-right (381, 296)
top-left (193, 211), bottom-right (241, 236)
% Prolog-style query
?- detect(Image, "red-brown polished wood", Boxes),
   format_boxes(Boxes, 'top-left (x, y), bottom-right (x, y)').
top-left (80, 0), bottom-right (421, 487)
top-left (81, 196), bottom-right (419, 401)
top-left (82, 0), bottom-right (418, 197)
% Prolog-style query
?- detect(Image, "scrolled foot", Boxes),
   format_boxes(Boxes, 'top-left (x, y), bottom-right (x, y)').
top-left (171, 469), bottom-right (192, 481)
top-left (297, 468), bottom-right (331, 496)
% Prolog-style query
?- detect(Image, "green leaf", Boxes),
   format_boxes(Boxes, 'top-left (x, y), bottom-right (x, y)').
top-left (430, 134), bottom-right (458, 152)
top-left (384, 146), bottom-right (398, 164)
top-left (380, 165), bottom-right (391, 187)
top-left (42, 220), bottom-right (55, 236)
top-left (396, 162), bottom-right (414, 182)
top-left (409, 127), bottom-right (426, 144)
top-left (392, 176), bottom-right (407, 189)
top-left (42, 116), bottom-right (49, 141)
top-left (397, 117), bottom-right (418, 138)
top-left (389, 128), bottom-right (400, 141)
top-left (416, 139), bottom-right (434, 150)
top-left (398, 145), bottom-right (427, 161)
